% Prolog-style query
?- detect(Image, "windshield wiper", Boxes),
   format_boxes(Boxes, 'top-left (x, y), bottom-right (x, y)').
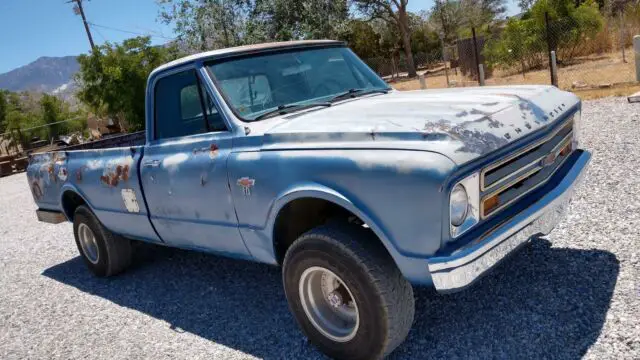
top-left (329, 87), bottom-right (392, 103)
top-left (251, 102), bottom-right (332, 121)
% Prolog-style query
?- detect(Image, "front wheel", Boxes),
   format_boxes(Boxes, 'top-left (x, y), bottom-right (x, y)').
top-left (283, 223), bottom-right (415, 360)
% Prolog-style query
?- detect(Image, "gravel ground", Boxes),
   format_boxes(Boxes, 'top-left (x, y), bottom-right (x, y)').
top-left (0, 97), bottom-right (638, 360)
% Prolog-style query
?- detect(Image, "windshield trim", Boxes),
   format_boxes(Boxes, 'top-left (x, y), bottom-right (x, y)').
top-left (204, 44), bottom-right (388, 123)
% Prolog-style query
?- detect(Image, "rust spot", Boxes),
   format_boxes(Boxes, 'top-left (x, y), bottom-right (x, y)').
top-left (209, 144), bottom-right (219, 159)
top-left (193, 144), bottom-right (220, 159)
top-left (101, 160), bottom-right (131, 188)
top-left (75, 169), bottom-right (83, 182)
top-left (47, 164), bottom-right (56, 182)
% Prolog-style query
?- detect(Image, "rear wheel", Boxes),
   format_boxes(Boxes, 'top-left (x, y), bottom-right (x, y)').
top-left (283, 223), bottom-right (414, 360)
top-left (73, 205), bottom-right (132, 277)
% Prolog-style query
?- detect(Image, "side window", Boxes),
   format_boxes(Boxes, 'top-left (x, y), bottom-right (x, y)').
top-left (199, 83), bottom-right (226, 131)
top-left (154, 69), bottom-right (226, 140)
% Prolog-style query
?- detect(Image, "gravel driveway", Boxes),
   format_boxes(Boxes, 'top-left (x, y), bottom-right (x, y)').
top-left (0, 97), bottom-right (638, 359)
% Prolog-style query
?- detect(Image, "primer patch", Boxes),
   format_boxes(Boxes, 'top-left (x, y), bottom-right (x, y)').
top-left (121, 189), bottom-right (140, 213)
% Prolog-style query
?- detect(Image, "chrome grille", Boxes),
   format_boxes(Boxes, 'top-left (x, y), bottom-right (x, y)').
top-left (480, 118), bottom-right (574, 218)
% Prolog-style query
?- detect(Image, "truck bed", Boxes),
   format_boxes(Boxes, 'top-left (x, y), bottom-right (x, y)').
top-left (26, 131), bottom-right (159, 242)
top-left (58, 131), bottom-right (145, 151)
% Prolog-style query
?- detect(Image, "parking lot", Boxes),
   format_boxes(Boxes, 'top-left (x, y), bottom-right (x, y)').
top-left (0, 97), bottom-right (638, 359)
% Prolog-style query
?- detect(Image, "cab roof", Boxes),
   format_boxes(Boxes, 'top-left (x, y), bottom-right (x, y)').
top-left (150, 40), bottom-right (345, 77)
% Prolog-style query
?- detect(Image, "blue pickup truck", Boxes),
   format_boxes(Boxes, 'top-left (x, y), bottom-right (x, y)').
top-left (27, 40), bottom-right (590, 359)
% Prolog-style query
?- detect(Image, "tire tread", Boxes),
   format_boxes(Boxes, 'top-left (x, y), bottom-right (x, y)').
top-left (283, 222), bottom-right (414, 358)
top-left (74, 205), bottom-right (132, 276)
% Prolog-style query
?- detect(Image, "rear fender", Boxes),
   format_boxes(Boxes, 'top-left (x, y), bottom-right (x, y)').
top-left (59, 183), bottom-right (93, 221)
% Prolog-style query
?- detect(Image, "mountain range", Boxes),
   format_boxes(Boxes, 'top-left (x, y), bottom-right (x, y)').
top-left (0, 56), bottom-right (79, 96)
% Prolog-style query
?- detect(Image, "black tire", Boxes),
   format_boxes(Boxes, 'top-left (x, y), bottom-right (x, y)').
top-left (73, 205), bottom-right (132, 277)
top-left (283, 223), bottom-right (414, 360)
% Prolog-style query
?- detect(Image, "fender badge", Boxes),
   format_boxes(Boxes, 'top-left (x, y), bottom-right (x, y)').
top-left (237, 177), bottom-right (255, 196)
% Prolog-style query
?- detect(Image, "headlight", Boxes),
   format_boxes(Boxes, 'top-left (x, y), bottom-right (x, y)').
top-left (450, 184), bottom-right (469, 227)
top-left (450, 173), bottom-right (480, 238)
top-left (572, 109), bottom-right (581, 148)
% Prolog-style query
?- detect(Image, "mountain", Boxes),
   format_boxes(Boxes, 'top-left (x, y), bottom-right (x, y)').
top-left (0, 56), bottom-right (79, 93)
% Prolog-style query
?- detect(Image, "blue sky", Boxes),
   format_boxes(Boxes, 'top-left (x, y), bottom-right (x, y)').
top-left (0, 0), bottom-right (519, 74)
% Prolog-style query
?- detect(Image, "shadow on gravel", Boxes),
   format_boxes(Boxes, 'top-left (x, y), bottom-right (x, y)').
top-left (43, 238), bottom-right (618, 360)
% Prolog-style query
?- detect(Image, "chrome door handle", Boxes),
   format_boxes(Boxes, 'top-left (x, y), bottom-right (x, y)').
top-left (142, 160), bottom-right (161, 168)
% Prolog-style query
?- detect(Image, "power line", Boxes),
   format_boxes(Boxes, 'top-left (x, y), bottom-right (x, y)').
top-left (90, 24), bottom-right (108, 43)
top-left (0, 117), bottom-right (84, 137)
top-left (87, 22), bottom-right (175, 41)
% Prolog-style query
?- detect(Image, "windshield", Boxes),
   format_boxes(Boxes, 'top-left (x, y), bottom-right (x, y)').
top-left (206, 46), bottom-right (389, 122)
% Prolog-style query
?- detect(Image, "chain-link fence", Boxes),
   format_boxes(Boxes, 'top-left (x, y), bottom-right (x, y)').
top-left (368, 11), bottom-right (639, 92)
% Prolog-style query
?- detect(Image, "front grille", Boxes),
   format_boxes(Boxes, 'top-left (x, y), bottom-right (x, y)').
top-left (480, 118), bottom-right (574, 218)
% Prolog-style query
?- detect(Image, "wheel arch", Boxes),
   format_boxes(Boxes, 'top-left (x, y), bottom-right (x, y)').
top-left (59, 184), bottom-right (92, 222)
top-left (269, 183), bottom-right (397, 266)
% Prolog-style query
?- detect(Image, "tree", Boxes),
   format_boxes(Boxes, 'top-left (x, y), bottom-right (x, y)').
top-left (430, 0), bottom-right (463, 44)
top-left (484, 0), bottom-right (603, 71)
top-left (75, 36), bottom-right (175, 131)
top-left (352, 0), bottom-right (418, 77)
top-left (0, 91), bottom-right (7, 133)
top-left (518, 0), bottom-right (537, 11)
top-left (40, 94), bottom-right (72, 141)
top-left (341, 20), bottom-right (383, 59)
top-left (407, 12), bottom-right (442, 55)
top-left (460, 0), bottom-right (507, 29)
top-left (529, 0), bottom-right (603, 61)
top-left (0, 92), bottom-right (43, 141)
top-left (159, 0), bottom-right (350, 50)
top-left (158, 0), bottom-right (252, 52)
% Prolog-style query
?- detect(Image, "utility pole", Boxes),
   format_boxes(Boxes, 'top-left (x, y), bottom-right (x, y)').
top-left (68, 0), bottom-right (95, 51)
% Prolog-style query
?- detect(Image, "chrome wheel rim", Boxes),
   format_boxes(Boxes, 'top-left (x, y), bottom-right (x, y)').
top-left (299, 266), bottom-right (359, 342)
top-left (78, 223), bottom-right (99, 264)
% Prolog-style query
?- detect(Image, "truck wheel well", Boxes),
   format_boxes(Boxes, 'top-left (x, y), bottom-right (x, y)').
top-left (273, 197), bottom-right (372, 265)
top-left (61, 191), bottom-right (87, 221)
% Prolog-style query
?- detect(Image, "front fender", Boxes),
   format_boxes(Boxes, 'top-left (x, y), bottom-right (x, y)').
top-left (228, 149), bottom-right (457, 284)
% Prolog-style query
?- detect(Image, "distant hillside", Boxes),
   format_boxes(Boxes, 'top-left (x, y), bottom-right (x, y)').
top-left (0, 56), bottom-right (79, 93)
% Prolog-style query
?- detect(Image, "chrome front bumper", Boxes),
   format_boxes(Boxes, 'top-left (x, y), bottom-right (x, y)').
top-left (427, 150), bottom-right (591, 293)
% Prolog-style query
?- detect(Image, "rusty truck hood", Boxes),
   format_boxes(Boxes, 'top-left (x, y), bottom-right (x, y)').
top-left (262, 85), bottom-right (579, 165)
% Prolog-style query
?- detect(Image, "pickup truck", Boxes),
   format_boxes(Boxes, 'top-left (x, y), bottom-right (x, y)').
top-left (27, 40), bottom-right (591, 359)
